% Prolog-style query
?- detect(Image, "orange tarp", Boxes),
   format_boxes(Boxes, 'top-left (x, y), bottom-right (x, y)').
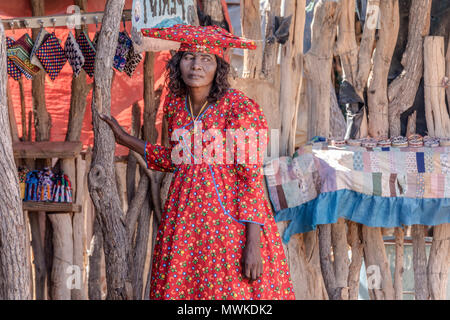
top-left (2, 0), bottom-right (231, 156)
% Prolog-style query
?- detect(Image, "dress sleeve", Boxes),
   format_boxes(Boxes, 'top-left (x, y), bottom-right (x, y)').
top-left (227, 92), bottom-right (269, 226)
top-left (144, 93), bottom-right (177, 173)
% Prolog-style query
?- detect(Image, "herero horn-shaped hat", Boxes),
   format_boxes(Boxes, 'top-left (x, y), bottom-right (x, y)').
top-left (141, 24), bottom-right (257, 57)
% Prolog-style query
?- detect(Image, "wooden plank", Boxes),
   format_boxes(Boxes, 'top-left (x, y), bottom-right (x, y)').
top-left (23, 202), bottom-right (81, 213)
top-left (13, 141), bottom-right (82, 159)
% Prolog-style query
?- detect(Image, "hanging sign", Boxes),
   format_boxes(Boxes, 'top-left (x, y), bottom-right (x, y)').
top-left (131, 0), bottom-right (197, 52)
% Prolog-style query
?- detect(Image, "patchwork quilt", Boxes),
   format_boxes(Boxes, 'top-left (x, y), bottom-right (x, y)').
top-left (264, 142), bottom-right (450, 242)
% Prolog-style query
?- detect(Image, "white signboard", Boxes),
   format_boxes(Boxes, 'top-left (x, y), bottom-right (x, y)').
top-left (131, 0), bottom-right (196, 52)
top-left (132, 0), bottom-right (197, 29)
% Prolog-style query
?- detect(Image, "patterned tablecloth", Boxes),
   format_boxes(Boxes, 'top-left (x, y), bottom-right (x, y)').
top-left (264, 142), bottom-right (450, 243)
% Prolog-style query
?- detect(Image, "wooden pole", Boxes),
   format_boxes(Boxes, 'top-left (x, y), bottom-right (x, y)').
top-left (388, 0), bottom-right (432, 137)
top-left (394, 227), bottom-right (404, 300)
top-left (367, 0), bottom-right (399, 138)
top-left (427, 224), bottom-right (450, 300)
top-left (0, 19), bottom-right (31, 300)
top-left (424, 36), bottom-right (450, 138)
top-left (412, 225), bottom-right (430, 300)
top-left (88, 0), bottom-right (131, 300)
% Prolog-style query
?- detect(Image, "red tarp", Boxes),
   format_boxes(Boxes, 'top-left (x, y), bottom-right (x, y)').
top-left (1, 0), bottom-right (231, 156)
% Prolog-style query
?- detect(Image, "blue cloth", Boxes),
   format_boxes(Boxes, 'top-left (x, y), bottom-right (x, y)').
top-left (275, 189), bottom-right (450, 243)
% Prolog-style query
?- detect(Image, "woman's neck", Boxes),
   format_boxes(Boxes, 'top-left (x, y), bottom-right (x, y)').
top-left (187, 85), bottom-right (212, 113)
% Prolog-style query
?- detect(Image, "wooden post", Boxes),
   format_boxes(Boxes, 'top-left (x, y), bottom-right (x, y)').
top-left (304, 0), bottom-right (341, 139)
top-left (424, 36), bottom-right (450, 138)
top-left (388, 0), bottom-right (432, 137)
top-left (88, 0), bottom-right (131, 300)
top-left (0, 20), bottom-right (31, 300)
top-left (362, 226), bottom-right (394, 300)
top-left (240, 0), bottom-right (263, 79)
top-left (279, 0), bottom-right (305, 157)
top-left (367, 0), bottom-right (399, 138)
top-left (394, 227), bottom-right (404, 300)
top-left (412, 225), bottom-right (430, 300)
top-left (427, 224), bottom-right (450, 300)
top-left (347, 221), bottom-right (363, 300)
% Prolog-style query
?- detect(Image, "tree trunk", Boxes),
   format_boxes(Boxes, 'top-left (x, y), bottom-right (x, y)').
top-left (394, 227), bottom-right (404, 300)
top-left (240, 0), bottom-right (263, 79)
top-left (412, 225), bottom-right (430, 300)
top-left (88, 218), bottom-right (103, 300)
top-left (0, 20), bottom-right (31, 300)
top-left (367, 0), bottom-right (399, 138)
top-left (427, 224), bottom-right (450, 300)
top-left (87, 0), bottom-right (132, 300)
top-left (331, 218), bottom-right (350, 299)
top-left (304, 0), bottom-right (341, 139)
top-left (279, 0), bottom-right (305, 157)
top-left (362, 226), bottom-right (394, 300)
top-left (424, 36), bottom-right (450, 138)
top-left (388, 0), bottom-right (432, 137)
top-left (347, 221), bottom-right (363, 300)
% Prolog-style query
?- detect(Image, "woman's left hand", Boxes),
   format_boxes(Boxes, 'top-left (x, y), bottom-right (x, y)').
top-left (242, 223), bottom-right (263, 281)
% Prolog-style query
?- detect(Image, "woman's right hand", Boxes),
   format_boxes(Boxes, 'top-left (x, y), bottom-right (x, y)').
top-left (98, 113), bottom-right (127, 144)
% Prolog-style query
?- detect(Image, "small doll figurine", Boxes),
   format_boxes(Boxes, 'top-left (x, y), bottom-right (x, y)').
top-left (37, 167), bottom-right (54, 202)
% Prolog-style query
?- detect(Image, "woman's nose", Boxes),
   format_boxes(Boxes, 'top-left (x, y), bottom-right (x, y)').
top-left (191, 57), bottom-right (202, 70)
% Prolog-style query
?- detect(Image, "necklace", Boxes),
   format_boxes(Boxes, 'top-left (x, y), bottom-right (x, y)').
top-left (188, 95), bottom-right (209, 122)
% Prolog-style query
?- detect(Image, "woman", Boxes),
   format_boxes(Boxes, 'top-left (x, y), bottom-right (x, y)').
top-left (100, 24), bottom-right (294, 300)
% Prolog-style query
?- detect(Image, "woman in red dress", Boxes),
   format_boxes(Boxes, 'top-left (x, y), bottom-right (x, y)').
top-left (100, 24), bottom-right (295, 300)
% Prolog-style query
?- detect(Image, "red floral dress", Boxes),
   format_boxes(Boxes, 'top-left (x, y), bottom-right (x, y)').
top-left (145, 88), bottom-right (295, 300)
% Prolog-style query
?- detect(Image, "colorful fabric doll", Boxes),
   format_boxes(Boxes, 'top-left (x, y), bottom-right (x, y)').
top-left (62, 174), bottom-right (73, 203)
top-left (35, 33), bottom-right (67, 81)
top-left (18, 166), bottom-right (30, 200)
top-left (37, 167), bottom-right (54, 202)
top-left (25, 170), bottom-right (40, 201)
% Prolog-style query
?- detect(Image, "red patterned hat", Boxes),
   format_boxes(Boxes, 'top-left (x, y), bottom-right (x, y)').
top-left (141, 24), bottom-right (257, 57)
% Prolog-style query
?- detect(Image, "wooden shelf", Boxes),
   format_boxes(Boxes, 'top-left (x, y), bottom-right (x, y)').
top-left (23, 201), bottom-right (81, 213)
top-left (13, 141), bottom-right (83, 159)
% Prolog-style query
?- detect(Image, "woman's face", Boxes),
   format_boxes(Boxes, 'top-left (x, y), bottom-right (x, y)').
top-left (180, 52), bottom-right (217, 89)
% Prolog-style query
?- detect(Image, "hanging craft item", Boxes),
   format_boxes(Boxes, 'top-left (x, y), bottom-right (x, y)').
top-left (124, 45), bottom-right (142, 77)
top-left (65, 31), bottom-right (85, 77)
top-left (6, 37), bottom-right (23, 81)
top-left (24, 170), bottom-right (40, 201)
top-left (76, 30), bottom-right (96, 78)
top-left (35, 33), bottom-right (67, 81)
top-left (7, 33), bottom-right (41, 79)
top-left (37, 167), bottom-right (54, 202)
top-left (30, 27), bottom-right (50, 70)
top-left (114, 31), bottom-right (133, 72)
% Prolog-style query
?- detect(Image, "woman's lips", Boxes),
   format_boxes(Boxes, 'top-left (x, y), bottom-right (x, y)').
top-left (188, 74), bottom-right (203, 79)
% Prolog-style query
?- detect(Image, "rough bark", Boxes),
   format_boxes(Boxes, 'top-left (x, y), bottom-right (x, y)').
top-left (331, 218), bottom-right (350, 298)
top-left (88, 218), bottom-right (103, 300)
top-left (319, 224), bottom-right (342, 300)
top-left (6, 80), bottom-right (19, 143)
top-left (261, 0), bottom-right (281, 80)
top-left (367, 0), bottom-right (399, 138)
top-left (354, 0), bottom-right (379, 97)
top-left (388, 0), bottom-right (432, 137)
top-left (279, 0), bottom-right (305, 157)
top-left (406, 111), bottom-right (417, 137)
top-left (0, 21), bottom-right (31, 300)
top-left (335, 0), bottom-right (358, 85)
top-left (126, 103), bottom-right (141, 205)
top-left (446, 37), bottom-right (450, 106)
top-left (304, 0), bottom-right (341, 139)
top-left (362, 226), bottom-right (394, 300)
top-left (240, 0), bottom-right (263, 79)
top-left (18, 78), bottom-right (26, 139)
top-left (30, 0), bottom-right (51, 142)
top-left (394, 227), bottom-right (404, 300)
top-left (347, 221), bottom-right (363, 300)
top-left (427, 224), bottom-right (450, 300)
top-left (87, 0), bottom-right (132, 300)
top-left (412, 225), bottom-right (430, 300)
top-left (423, 36), bottom-right (450, 137)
